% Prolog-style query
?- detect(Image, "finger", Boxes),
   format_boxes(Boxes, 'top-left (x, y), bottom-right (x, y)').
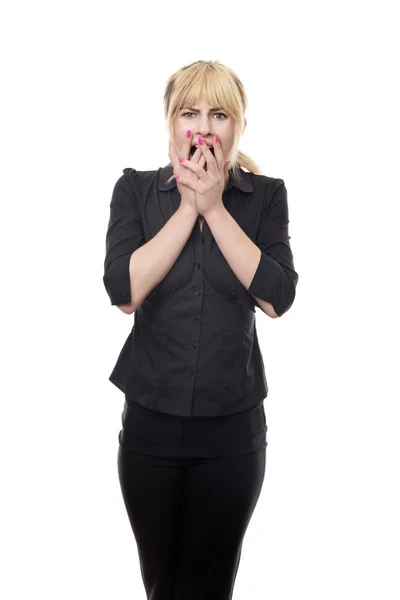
top-left (195, 137), bottom-right (216, 179)
top-left (179, 131), bottom-right (198, 180)
top-left (177, 155), bottom-right (205, 179)
top-left (187, 130), bottom-right (205, 166)
top-left (212, 133), bottom-right (224, 171)
top-left (191, 150), bottom-right (205, 180)
top-left (194, 151), bottom-right (206, 177)
top-left (174, 169), bottom-right (200, 192)
top-left (179, 145), bottom-right (203, 180)
top-left (186, 147), bottom-right (205, 178)
top-left (198, 137), bottom-right (217, 175)
top-left (187, 133), bottom-right (207, 171)
top-left (184, 129), bottom-right (193, 160)
top-left (190, 145), bottom-right (202, 164)
top-left (187, 139), bottom-right (204, 175)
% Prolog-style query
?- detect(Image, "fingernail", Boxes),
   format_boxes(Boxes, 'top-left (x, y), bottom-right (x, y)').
top-left (175, 175), bottom-right (180, 180)
top-left (215, 134), bottom-right (219, 143)
top-left (186, 130), bottom-right (191, 138)
top-left (178, 157), bottom-right (184, 162)
top-left (198, 137), bottom-right (204, 145)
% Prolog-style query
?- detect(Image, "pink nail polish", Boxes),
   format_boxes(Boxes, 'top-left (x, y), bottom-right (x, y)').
top-left (215, 134), bottom-right (219, 143)
top-left (175, 175), bottom-right (180, 180)
top-left (186, 130), bottom-right (191, 138)
top-left (198, 137), bottom-right (204, 145)
top-left (178, 157), bottom-right (184, 162)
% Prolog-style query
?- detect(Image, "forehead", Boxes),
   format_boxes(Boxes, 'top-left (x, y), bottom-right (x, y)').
top-left (182, 104), bottom-right (222, 111)
top-left (181, 95), bottom-right (222, 109)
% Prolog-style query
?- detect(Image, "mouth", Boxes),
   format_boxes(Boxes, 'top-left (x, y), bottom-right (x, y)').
top-left (190, 144), bottom-right (215, 158)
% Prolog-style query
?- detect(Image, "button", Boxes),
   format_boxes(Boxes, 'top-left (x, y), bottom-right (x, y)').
top-left (188, 370), bottom-right (194, 377)
top-left (195, 289), bottom-right (202, 295)
top-left (197, 262), bottom-right (201, 269)
top-left (193, 316), bottom-right (200, 323)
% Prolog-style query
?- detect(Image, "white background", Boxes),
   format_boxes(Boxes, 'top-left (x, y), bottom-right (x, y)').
top-left (1, 0), bottom-right (399, 598)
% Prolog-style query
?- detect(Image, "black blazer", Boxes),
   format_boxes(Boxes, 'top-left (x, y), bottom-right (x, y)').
top-left (103, 163), bottom-right (298, 417)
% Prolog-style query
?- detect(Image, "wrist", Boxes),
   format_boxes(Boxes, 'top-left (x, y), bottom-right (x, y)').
top-left (177, 203), bottom-right (199, 220)
top-left (203, 202), bottom-right (226, 221)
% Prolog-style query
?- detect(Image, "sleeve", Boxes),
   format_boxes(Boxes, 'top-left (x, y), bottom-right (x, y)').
top-left (102, 170), bottom-right (145, 306)
top-left (247, 178), bottom-right (299, 317)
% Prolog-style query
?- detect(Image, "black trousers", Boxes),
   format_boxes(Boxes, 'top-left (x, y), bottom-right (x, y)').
top-left (117, 439), bottom-right (266, 600)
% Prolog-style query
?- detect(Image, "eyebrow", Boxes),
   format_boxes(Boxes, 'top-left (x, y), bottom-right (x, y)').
top-left (182, 107), bottom-right (224, 112)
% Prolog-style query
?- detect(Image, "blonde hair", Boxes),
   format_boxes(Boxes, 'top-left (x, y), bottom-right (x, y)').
top-left (163, 60), bottom-right (264, 185)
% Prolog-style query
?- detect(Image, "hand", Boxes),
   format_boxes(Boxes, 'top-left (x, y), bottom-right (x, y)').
top-left (168, 132), bottom-right (206, 212)
top-left (173, 135), bottom-right (231, 217)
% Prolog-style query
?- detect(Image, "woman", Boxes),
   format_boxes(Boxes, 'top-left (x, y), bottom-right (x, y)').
top-left (103, 60), bottom-right (298, 599)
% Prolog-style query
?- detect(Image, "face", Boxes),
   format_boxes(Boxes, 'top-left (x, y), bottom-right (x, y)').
top-left (173, 98), bottom-right (246, 180)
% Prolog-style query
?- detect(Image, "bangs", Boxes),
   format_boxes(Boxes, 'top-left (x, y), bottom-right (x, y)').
top-left (175, 68), bottom-right (239, 119)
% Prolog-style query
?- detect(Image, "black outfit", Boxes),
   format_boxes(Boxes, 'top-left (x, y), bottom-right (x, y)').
top-left (103, 162), bottom-right (298, 418)
top-left (119, 393), bottom-right (268, 458)
top-left (117, 440), bottom-right (266, 600)
top-left (103, 162), bottom-right (298, 599)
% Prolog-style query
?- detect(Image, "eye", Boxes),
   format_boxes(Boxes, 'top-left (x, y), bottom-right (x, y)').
top-left (182, 112), bottom-right (227, 119)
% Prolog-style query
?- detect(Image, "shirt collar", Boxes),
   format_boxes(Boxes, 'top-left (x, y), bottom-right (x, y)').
top-left (157, 163), bottom-right (254, 193)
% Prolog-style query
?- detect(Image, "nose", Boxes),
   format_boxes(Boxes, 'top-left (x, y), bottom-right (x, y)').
top-left (194, 115), bottom-right (216, 138)
top-left (195, 132), bottom-right (216, 146)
